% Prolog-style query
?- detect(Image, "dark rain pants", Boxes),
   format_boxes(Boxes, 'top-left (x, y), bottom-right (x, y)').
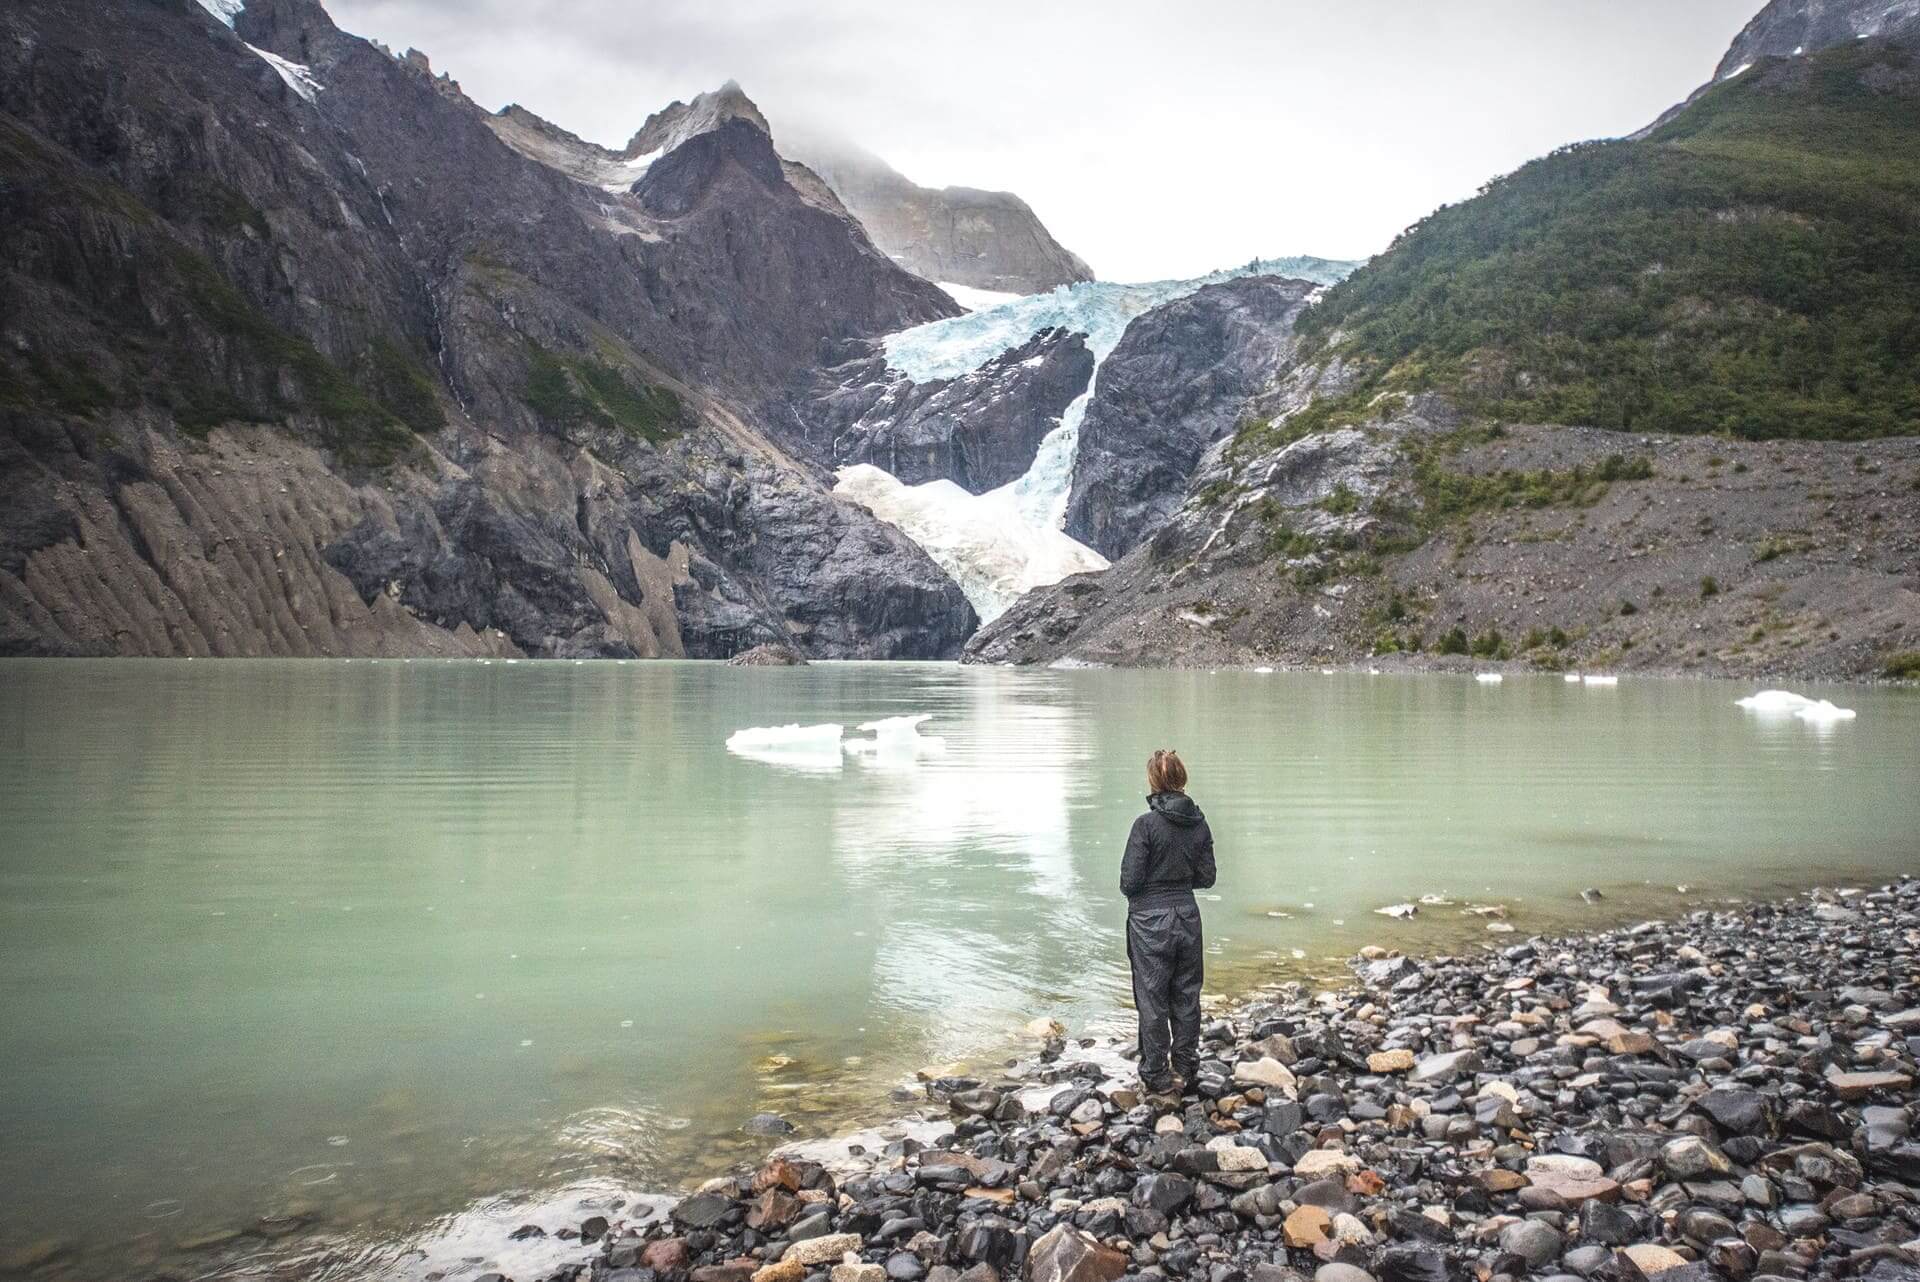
top-left (1126, 897), bottom-right (1205, 1083)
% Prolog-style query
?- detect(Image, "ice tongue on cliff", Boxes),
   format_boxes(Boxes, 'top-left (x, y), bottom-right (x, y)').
top-left (833, 464), bottom-right (1107, 623)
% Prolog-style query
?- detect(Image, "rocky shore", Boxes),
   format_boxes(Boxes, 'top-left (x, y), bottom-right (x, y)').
top-left (521, 879), bottom-right (1918, 1282)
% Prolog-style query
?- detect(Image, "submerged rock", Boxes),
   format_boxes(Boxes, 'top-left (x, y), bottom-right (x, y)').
top-left (728, 644), bottom-right (809, 667)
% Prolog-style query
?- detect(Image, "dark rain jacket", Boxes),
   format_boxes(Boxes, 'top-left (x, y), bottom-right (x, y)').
top-left (1120, 791), bottom-right (1216, 910)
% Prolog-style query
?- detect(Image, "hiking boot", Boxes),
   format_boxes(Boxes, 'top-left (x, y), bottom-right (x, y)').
top-left (1139, 1072), bottom-right (1177, 1097)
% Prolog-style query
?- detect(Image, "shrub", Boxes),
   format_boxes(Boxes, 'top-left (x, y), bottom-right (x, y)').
top-left (1437, 627), bottom-right (1470, 656)
top-left (1883, 651), bottom-right (1920, 680)
top-left (1319, 483), bottom-right (1360, 515)
top-left (1700, 576), bottom-right (1720, 598)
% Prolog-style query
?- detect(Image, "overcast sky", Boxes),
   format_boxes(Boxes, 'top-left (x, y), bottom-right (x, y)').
top-left (328, 0), bottom-right (1760, 282)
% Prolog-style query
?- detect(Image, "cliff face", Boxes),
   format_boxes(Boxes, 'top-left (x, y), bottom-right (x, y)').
top-left (800, 327), bottom-right (1094, 492)
top-left (780, 133), bottom-right (1094, 294)
top-left (0, 0), bottom-right (975, 659)
top-left (1064, 277), bottom-right (1321, 560)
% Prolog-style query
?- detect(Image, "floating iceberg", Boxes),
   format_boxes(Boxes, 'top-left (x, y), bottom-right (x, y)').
top-left (1374, 903), bottom-right (1419, 919)
top-left (1564, 673), bottom-right (1582, 683)
top-left (834, 465), bottom-right (1106, 622)
top-left (725, 723), bottom-right (846, 774)
top-left (1735, 690), bottom-right (1856, 722)
top-left (1582, 675), bottom-right (1619, 687)
top-left (843, 713), bottom-right (946, 758)
top-left (1737, 690), bottom-right (1814, 713)
top-left (1475, 673), bottom-right (1504, 684)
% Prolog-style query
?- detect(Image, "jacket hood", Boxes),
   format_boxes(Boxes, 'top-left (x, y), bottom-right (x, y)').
top-left (1148, 791), bottom-right (1205, 826)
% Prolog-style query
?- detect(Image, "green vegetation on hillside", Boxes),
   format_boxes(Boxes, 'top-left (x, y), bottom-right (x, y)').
top-left (524, 344), bottom-right (683, 443)
top-left (1281, 40), bottom-right (1920, 442)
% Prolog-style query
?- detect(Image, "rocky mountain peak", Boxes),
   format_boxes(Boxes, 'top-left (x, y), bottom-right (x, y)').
top-left (781, 125), bottom-right (1094, 293)
top-left (1714, 0), bottom-right (1920, 77)
top-left (623, 80), bottom-right (770, 159)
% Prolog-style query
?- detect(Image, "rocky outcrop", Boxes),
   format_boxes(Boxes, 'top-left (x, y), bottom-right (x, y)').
top-left (801, 328), bottom-right (1094, 491)
top-left (0, 0), bottom-right (976, 659)
top-left (623, 81), bottom-right (769, 157)
top-left (969, 391), bottom-right (1920, 676)
top-left (781, 132), bottom-right (1093, 294)
top-left (1715, 0), bottom-right (1920, 76)
top-left (1064, 276), bottom-right (1321, 559)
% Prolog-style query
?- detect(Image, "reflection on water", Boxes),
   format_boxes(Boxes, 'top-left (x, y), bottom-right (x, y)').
top-left (0, 660), bottom-right (1915, 1279)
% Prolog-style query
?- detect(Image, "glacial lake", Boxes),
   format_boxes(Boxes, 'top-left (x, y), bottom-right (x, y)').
top-left (1, 659), bottom-right (1916, 1278)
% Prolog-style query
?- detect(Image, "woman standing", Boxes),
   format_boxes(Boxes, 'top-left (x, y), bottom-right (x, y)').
top-left (1120, 749), bottom-right (1216, 1094)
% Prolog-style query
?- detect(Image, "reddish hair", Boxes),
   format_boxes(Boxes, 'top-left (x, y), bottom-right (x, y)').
top-left (1147, 749), bottom-right (1187, 794)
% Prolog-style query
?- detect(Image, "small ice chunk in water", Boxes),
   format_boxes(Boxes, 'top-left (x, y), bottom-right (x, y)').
top-left (727, 723), bottom-right (845, 750)
top-left (1582, 675), bottom-right (1619, 686)
top-left (1735, 690), bottom-right (1856, 722)
top-left (843, 713), bottom-right (946, 757)
top-left (725, 723), bottom-right (846, 774)
top-left (1475, 673), bottom-right (1503, 684)
top-left (1375, 902), bottom-right (1418, 919)
top-left (1736, 690), bottom-right (1814, 713)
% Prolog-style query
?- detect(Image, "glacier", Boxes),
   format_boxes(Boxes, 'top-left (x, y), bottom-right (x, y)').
top-left (936, 282), bottom-right (1024, 313)
top-left (833, 464), bottom-right (1107, 623)
top-left (884, 256), bottom-right (1359, 385)
top-left (850, 256), bottom-right (1360, 621)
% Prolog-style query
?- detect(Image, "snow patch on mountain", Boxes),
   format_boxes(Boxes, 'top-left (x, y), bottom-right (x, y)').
top-left (195, 0), bottom-right (246, 27)
top-left (594, 148), bottom-right (662, 194)
top-left (248, 45), bottom-right (322, 102)
top-left (834, 464), bottom-right (1107, 622)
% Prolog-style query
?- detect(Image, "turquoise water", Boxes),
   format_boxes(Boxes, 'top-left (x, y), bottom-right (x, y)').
top-left (0, 660), bottom-right (1914, 1277)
